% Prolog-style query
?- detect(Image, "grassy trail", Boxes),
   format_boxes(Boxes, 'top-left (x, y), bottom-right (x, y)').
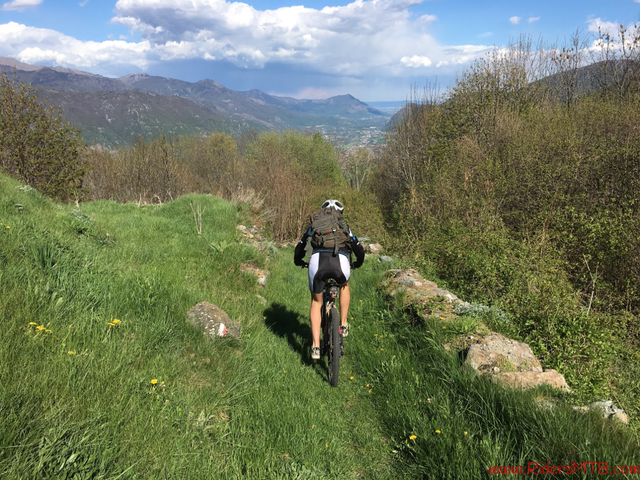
top-left (1, 175), bottom-right (639, 479)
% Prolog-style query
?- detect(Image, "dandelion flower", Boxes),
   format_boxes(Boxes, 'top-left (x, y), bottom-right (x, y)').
top-left (435, 430), bottom-right (441, 434)
top-left (112, 319), bottom-right (120, 324)
top-left (29, 322), bottom-right (37, 325)
top-left (368, 389), bottom-right (372, 393)
top-left (366, 384), bottom-right (370, 387)
top-left (380, 348), bottom-right (384, 351)
top-left (36, 325), bottom-right (44, 331)
top-left (464, 431), bottom-right (468, 435)
top-left (107, 322), bottom-right (115, 326)
top-left (6, 226), bottom-right (9, 229)
top-left (45, 329), bottom-right (52, 334)
top-left (350, 376), bottom-right (354, 380)
top-left (325, 444), bottom-right (329, 448)
top-left (442, 326), bottom-right (446, 329)
top-left (374, 334), bottom-right (378, 337)
top-left (359, 300), bottom-right (362, 302)
top-left (68, 351), bottom-right (74, 355)
top-left (409, 435), bottom-right (417, 440)
top-left (151, 379), bottom-right (158, 385)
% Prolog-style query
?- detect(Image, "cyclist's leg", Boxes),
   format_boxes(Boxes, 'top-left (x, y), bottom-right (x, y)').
top-left (337, 254), bottom-right (351, 328)
top-left (310, 291), bottom-right (322, 348)
top-left (339, 282), bottom-right (350, 328)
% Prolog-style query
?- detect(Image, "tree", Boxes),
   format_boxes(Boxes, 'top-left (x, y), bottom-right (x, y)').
top-left (0, 71), bottom-right (85, 201)
top-left (343, 147), bottom-right (375, 191)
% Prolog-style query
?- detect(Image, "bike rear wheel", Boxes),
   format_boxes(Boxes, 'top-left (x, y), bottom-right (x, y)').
top-left (328, 306), bottom-right (340, 387)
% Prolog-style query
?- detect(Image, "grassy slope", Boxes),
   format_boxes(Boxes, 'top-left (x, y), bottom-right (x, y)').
top-left (1, 173), bottom-right (638, 479)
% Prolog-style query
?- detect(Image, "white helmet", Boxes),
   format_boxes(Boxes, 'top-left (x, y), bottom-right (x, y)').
top-left (321, 199), bottom-right (344, 212)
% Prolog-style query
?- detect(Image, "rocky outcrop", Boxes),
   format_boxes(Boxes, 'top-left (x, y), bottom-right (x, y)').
top-left (494, 370), bottom-right (570, 391)
top-left (381, 269), bottom-right (468, 305)
top-left (186, 301), bottom-right (241, 340)
top-left (465, 333), bottom-right (542, 373)
top-left (573, 401), bottom-right (629, 424)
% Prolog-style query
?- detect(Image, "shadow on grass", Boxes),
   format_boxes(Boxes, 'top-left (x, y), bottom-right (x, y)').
top-left (263, 302), bottom-right (328, 381)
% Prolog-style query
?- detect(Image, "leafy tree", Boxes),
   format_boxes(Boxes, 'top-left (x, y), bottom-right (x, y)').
top-left (0, 71), bottom-right (85, 201)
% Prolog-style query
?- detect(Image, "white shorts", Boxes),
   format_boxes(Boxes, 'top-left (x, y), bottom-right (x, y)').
top-left (308, 251), bottom-right (351, 293)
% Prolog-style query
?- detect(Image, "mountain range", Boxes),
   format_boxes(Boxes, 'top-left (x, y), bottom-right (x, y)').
top-left (0, 57), bottom-right (389, 147)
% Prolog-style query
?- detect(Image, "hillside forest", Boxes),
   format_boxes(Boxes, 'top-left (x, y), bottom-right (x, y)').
top-left (1, 21), bottom-right (640, 456)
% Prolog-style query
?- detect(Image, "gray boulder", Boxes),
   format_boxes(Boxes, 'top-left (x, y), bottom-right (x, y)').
top-left (378, 256), bottom-right (394, 263)
top-left (186, 301), bottom-right (241, 340)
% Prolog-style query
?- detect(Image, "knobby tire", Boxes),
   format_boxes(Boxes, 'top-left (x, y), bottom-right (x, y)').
top-left (328, 306), bottom-right (340, 387)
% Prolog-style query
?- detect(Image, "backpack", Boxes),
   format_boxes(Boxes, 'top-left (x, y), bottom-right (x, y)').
top-left (309, 207), bottom-right (352, 256)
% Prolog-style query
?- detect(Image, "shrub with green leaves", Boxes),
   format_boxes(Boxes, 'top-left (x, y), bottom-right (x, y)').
top-left (0, 71), bottom-right (85, 201)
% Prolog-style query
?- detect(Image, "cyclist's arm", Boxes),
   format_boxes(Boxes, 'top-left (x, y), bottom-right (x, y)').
top-left (294, 226), bottom-right (312, 266)
top-left (349, 230), bottom-right (365, 268)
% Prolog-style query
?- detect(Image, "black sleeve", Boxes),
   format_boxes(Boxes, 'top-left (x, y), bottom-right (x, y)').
top-left (351, 235), bottom-right (365, 268)
top-left (294, 227), bottom-right (311, 266)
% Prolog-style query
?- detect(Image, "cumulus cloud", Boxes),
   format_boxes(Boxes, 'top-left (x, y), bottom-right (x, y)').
top-left (0, 0), bottom-right (492, 94)
top-left (509, 16), bottom-right (521, 25)
top-left (2, 0), bottom-right (42, 11)
top-left (528, 17), bottom-right (540, 23)
top-left (0, 22), bottom-right (151, 69)
top-left (401, 55), bottom-right (431, 67)
top-left (106, 0), bottom-right (488, 76)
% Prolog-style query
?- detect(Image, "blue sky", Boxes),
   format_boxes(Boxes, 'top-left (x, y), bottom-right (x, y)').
top-left (1, 0), bottom-right (638, 101)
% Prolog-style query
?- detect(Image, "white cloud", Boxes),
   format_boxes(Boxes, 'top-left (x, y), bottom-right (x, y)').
top-left (105, 0), bottom-right (487, 76)
top-left (509, 16), bottom-right (521, 25)
top-left (79, 0), bottom-right (90, 6)
top-left (401, 55), bottom-right (432, 67)
top-left (0, 0), bottom-right (493, 98)
top-left (2, 0), bottom-right (42, 11)
top-left (0, 22), bottom-right (151, 69)
top-left (528, 17), bottom-right (540, 23)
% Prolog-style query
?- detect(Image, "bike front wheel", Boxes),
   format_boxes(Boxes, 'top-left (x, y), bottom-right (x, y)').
top-left (328, 306), bottom-right (340, 387)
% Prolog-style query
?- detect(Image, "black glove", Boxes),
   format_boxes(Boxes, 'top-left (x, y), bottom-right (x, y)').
top-left (352, 260), bottom-right (363, 269)
top-left (294, 257), bottom-right (306, 267)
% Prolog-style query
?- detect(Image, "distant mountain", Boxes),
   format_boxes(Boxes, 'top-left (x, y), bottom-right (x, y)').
top-left (35, 88), bottom-right (240, 147)
top-left (241, 90), bottom-right (388, 119)
top-left (0, 57), bottom-right (389, 147)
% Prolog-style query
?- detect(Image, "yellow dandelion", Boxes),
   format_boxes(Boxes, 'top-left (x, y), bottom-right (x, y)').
top-left (368, 389), bottom-right (372, 393)
top-left (45, 329), bottom-right (52, 334)
top-left (359, 299), bottom-right (362, 302)
top-left (36, 325), bottom-right (44, 331)
top-left (283, 370), bottom-right (287, 373)
top-left (350, 376), bottom-right (354, 380)
top-left (409, 435), bottom-right (417, 440)
top-left (151, 379), bottom-right (158, 385)
top-left (464, 431), bottom-right (468, 435)
top-left (6, 226), bottom-right (9, 229)
top-left (112, 319), bottom-right (120, 324)
top-left (325, 444), bottom-right (329, 448)
top-left (107, 322), bottom-right (115, 326)
top-left (68, 351), bottom-right (74, 355)
top-left (366, 384), bottom-right (370, 387)
top-left (380, 348), bottom-right (384, 351)
top-left (29, 322), bottom-right (37, 325)
top-left (435, 430), bottom-right (441, 434)
top-left (374, 334), bottom-right (378, 337)
top-left (0, 222), bottom-right (2, 225)
top-left (442, 326), bottom-right (446, 329)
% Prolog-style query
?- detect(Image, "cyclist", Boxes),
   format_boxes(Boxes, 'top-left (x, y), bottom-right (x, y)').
top-left (294, 199), bottom-right (365, 360)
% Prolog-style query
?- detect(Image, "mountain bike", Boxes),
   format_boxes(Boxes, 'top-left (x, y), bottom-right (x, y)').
top-left (320, 278), bottom-right (344, 387)
top-left (302, 263), bottom-right (344, 387)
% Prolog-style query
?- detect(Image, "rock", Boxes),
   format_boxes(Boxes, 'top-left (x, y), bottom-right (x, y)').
top-left (381, 269), bottom-right (467, 305)
top-left (465, 333), bottom-right (542, 373)
top-left (236, 225), bottom-right (248, 233)
top-left (587, 400), bottom-right (629, 424)
top-left (366, 243), bottom-right (383, 254)
top-left (359, 236), bottom-right (370, 242)
top-left (256, 295), bottom-right (268, 305)
top-left (494, 370), bottom-right (571, 392)
top-left (240, 262), bottom-right (268, 287)
top-left (378, 255), bottom-right (394, 263)
top-left (186, 301), bottom-right (241, 340)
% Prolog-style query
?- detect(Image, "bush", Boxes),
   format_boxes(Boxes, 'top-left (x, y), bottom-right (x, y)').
top-left (0, 72), bottom-right (85, 201)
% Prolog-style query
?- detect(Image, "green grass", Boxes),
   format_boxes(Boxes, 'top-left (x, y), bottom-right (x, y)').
top-left (1, 172), bottom-right (639, 478)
